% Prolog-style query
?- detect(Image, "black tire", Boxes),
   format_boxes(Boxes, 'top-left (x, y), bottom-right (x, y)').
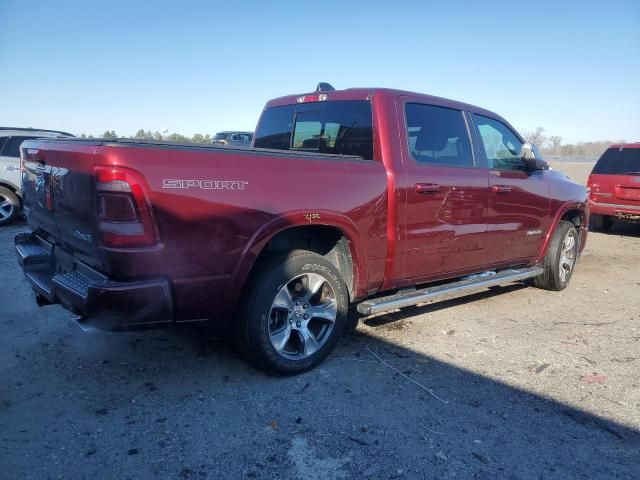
top-left (532, 221), bottom-right (579, 291)
top-left (0, 187), bottom-right (20, 226)
top-left (235, 250), bottom-right (349, 375)
top-left (590, 214), bottom-right (612, 232)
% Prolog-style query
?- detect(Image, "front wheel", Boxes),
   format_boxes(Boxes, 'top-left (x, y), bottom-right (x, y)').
top-left (236, 250), bottom-right (349, 375)
top-left (532, 221), bottom-right (579, 291)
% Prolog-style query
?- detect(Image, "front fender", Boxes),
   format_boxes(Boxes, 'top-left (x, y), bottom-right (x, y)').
top-left (221, 210), bottom-right (367, 317)
top-left (536, 201), bottom-right (588, 263)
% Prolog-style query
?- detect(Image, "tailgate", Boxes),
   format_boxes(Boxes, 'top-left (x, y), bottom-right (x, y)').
top-left (590, 173), bottom-right (640, 208)
top-left (614, 175), bottom-right (640, 203)
top-left (21, 140), bottom-right (102, 267)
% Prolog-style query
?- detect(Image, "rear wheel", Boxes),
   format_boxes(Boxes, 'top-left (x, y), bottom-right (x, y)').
top-left (0, 187), bottom-right (20, 226)
top-left (590, 214), bottom-right (612, 232)
top-left (236, 250), bottom-right (349, 375)
top-left (533, 221), bottom-right (579, 291)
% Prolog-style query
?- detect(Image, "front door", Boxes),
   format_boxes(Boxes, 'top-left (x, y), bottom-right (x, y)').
top-left (400, 101), bottom-right (489, 283)
top-left (471, 114), bottom-right (550, 264)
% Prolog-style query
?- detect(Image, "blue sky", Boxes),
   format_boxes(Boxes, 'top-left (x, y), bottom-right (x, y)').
top-left (1, 0), bottom-right (638, 143)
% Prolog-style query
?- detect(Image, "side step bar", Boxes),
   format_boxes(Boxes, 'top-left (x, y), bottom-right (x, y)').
top-left (357, 266), bottom-right (544, 316)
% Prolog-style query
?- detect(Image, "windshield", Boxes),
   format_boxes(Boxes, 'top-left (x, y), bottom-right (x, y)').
top-left (592, 147), bottom-right (640, 175)
top-left (253, 100), bottom-right (373, 160)
top-left (214, 133), bottom-right (227, 141)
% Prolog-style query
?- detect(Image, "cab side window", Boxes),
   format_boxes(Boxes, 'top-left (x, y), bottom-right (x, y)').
top-left (472, 115), bottom-right (523, 171)
top-left (405, 103), bottom-right (474, 168)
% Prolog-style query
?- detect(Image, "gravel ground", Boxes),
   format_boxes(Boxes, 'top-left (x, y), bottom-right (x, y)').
top-left (1, 162), bottom-right (639, 479)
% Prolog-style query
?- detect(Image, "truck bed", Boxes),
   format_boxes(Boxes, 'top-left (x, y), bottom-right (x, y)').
top-left (19, 136), bottom-right (390, 324)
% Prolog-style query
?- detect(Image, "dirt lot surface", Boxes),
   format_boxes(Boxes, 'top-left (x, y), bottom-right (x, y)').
top-left (1, 161), bottom-right (639, 479)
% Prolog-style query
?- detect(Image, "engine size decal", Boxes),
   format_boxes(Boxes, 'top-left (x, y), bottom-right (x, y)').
top-left (162, 179), bottom-right (249, 191)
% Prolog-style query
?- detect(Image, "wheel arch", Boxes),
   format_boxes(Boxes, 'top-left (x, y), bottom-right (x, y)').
top-left (221, 212), bottom-right (367, 318)
top-left (536, 202), bottom-right (588, 263)
top-left (0, 180), bottom-right (22, 200)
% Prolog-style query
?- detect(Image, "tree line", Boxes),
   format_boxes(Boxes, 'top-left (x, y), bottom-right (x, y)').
top-left (522, 127), bottom-right (626, 159)
top-left (79, 130), bottom-right (214, 144)
top-left (79, 127), bottom-right (628, 159)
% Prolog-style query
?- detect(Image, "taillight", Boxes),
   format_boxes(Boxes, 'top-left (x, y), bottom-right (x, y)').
top-left (95, 166), bottom-right (157, 247)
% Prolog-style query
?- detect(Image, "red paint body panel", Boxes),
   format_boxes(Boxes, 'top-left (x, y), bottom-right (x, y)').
top-left (18, 87), bottom-right (588, 326)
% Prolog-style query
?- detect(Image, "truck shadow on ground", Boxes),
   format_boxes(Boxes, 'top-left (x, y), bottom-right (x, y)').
top-left (3, 302), bottom-right (639, 479)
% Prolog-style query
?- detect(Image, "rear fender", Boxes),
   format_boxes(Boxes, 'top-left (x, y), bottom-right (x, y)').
top-left (221, 210), bottom-right (367, 316)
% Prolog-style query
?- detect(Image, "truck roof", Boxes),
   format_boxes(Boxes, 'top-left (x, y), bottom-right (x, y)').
top-left (265, 87), bottom-right (511, 124)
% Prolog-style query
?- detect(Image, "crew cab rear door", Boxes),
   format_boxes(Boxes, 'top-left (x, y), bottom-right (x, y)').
top-left (470, 114), bottom-right (550, 264)
top-left (398, 99), bottom-right (490, 283)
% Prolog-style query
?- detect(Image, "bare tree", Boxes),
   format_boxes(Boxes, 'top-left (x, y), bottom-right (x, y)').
top-left (522, 127), bottom-right (547, 147)
top-left (548, 135), bottom-right (562, 155)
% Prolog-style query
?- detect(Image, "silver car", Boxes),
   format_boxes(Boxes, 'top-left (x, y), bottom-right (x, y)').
top-left (212, 131), bottom-right (253, 147)
top-left (0, 127), bottom-right (74, 225)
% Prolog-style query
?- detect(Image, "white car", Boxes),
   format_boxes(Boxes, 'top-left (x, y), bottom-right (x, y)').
top-left (0, 128), bottom-right (74, 225)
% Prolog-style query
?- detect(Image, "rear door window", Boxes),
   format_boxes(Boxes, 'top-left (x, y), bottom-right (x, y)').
top-left (405, 103), bottom-right (473, 168)
top-left (592, 148), bottom-right (640, 174)
top-left (254, 101), bottom-right (374, 160)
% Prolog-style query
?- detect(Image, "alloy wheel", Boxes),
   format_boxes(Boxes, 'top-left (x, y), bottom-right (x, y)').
top-left (268, 273), bottom-right (338, 360)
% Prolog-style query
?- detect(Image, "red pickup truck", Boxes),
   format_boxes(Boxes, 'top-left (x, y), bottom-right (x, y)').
top-left (15, 85), bottom-right (588, 374)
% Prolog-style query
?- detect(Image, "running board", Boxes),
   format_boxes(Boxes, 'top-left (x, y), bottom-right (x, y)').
top-left (357, 266), bottom-right (544, 316)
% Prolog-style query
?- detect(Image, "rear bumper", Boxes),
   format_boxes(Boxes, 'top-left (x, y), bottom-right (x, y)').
top-left (15, 232), bottom-right (173, 331)
top-left (590, 200), bottom-right (640, 221)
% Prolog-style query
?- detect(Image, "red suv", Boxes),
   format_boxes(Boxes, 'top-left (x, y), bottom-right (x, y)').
top-left (588, 144), bottom-right (640, 231)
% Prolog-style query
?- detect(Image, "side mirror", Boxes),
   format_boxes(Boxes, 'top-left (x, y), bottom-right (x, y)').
top-left (520, 143), bottom-right (549, 171)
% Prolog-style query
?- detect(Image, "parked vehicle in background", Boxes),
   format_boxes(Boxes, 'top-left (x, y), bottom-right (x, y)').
top-left (588, 143), bottom-right (640, 231)
top-left (15, 85), bottom-right (588, 374)
top-left (212, 131), bottom-right (253, 146)
top-left (0, 128), bottom-right (74, 225)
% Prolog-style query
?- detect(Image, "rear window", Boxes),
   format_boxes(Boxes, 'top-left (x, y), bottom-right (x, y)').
top-left (254, 100), bottom-right (374, 160)
top-left (592, 147), bottom-right (640, 175)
